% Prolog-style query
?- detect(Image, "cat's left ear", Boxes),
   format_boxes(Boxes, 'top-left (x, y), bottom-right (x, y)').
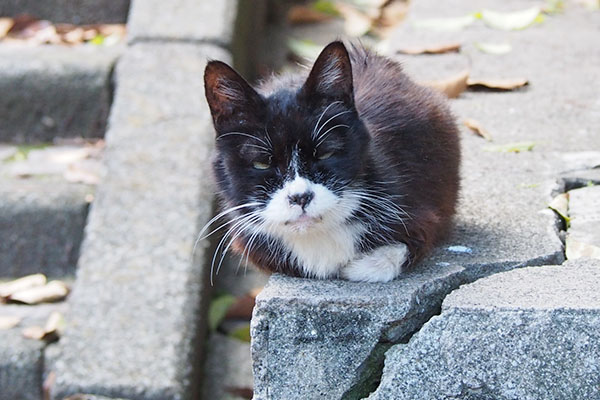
top-left (301, 41), bottom-right (354, 105)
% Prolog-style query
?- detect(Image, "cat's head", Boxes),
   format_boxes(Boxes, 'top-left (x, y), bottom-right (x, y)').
top-left (204, 42), bottom-right (370, 238)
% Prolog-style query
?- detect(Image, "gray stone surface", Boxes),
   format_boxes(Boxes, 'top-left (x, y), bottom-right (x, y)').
top-left (0, 178), bottom-right (92, 278)
top-left (251, 131), bottom-right (566, 400)
top-left (127, 0), bottom-right (237, 46)
top-left (202, 333), bottom-right (254, 400)
top-left (566, 185), bottom-right (600, 259)
top-left (392, 0), bottom-right (600, 153)
top-left (47, 43), bottom-right (230, 400)
top-left (369, 259), bottom-right (600, 399)
top-left (0, 330), bottom-right (45, 400)
top-left (0, 44), bottom-right (122, 143)
top-left (0, 0), bottom-right (130, 24)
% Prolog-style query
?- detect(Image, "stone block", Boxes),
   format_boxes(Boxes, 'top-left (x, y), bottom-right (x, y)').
top-left (369, 260), bottom-right (600, 399)
top-left (47, 43), bottom-right (230, 400)
top-left (0, 45), bottom-right (121, 143)
top-left (127, 0), bottom-right (237, 46)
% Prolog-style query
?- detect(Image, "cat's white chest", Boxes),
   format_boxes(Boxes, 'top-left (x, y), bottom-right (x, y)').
top-left (284, 223), bottom-right (363, 279)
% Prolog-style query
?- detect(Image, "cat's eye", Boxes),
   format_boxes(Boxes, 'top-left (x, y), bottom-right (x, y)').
top-left (253, 159), bottom-right (271, 170)
top-left (315, 150), bottom-right (334, 160)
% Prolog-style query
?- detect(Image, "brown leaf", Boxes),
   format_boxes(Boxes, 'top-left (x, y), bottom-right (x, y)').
top-left (467, 77), bottom-right (529, 91)
top-left (373, 0), bottom-right (410, 37)
top-left (22, 311), bottom-right (65, 342)
top-left (0, 273), bottom-right (47, 299)
top-left (287, 5), bottom-right (335, 24)
top-left (0, 17), bottom-right (14, 39)
top-left (8, 280), bottom-right (69, 304)
top-left (0, 315), bottom-right (21, 330)
top-left (421, 69), bottom-right (470, 99)
top-left (225, 386), bottom-right (254, 399)
top-left (225, 294), bottom-right (256, 320)
top-left (397, 42), bottom-right (461, 55)
top-left (335, 2), bottom-right (373, 37)
top-left (463, 118), bottom-right (493, 141)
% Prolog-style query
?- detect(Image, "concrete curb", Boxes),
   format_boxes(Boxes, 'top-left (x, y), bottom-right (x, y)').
top-left (0, 0), bottom-right (130, 24)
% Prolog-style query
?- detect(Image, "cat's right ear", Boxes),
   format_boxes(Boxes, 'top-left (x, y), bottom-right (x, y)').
top-left (204, 61), bottom-right (264, 130)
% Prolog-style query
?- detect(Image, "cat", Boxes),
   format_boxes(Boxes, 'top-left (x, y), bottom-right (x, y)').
top-left (202, 41), bottom-right (460, 282)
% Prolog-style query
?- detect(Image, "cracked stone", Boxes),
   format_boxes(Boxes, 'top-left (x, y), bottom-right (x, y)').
top-left (369, 259), bottom-right (600, 400)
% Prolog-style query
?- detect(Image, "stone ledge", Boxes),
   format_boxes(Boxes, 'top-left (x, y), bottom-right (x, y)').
top-left (0, 0), bottom-right (130, 24)
top-left (369, 259), bottom-right (600, 399)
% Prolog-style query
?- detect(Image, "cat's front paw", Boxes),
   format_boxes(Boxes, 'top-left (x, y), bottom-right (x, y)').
top-left (341, 244), bottom-right (409, 283)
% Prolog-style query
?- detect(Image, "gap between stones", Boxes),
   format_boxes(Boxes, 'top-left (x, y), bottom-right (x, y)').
top-left (349, 170), bottom-right (600, 399)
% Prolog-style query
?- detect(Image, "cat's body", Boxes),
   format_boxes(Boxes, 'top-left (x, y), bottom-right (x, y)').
top-left (203, 42), bottom-right (460, 282)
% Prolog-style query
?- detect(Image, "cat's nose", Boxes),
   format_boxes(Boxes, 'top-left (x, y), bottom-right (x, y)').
top-left (288, 191), bottom-right (315, 210)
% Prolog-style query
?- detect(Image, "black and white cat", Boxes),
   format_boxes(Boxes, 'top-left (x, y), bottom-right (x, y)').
top-left (203, 41), bottom-right (460, 282)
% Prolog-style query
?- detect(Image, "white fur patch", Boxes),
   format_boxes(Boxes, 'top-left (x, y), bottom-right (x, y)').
top-left (341, 243), bottom-right (409, 282)
top-left (260, 175), bottom-right (363, 278)
top-left (317, 59), bottom-right (343, 93)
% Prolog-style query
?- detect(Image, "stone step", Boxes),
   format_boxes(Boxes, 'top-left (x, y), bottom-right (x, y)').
top-left (0, 300), bottom-right (68, 400)
top-left (0, 143), bottom-right (99, 278)
top-left (0, 44), bottom-right (122, 143)
top-left (0, 0), bottom-right (130, 24)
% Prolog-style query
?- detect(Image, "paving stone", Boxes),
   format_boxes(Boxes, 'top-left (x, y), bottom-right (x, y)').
top-left (0, 0), bottom-right (130, 24)
top-left (391, 0), bottom-right (600, 153)
top-left (47, 43), bottom-right (230, 400)
top-left (0, 330), bottom-right (45, 400)
top-left (566, 185), bottom-right (600, 259)
top-left (0, 45), bottom-right (122, 143)
top-left (251, 136), bottom-right (567, 399)
top-left (127, 0), bottom-right (237, 46)
top-left (369, 259), bottom-right (600, 399)
top-left (0, 178), bottom-right (92, 278)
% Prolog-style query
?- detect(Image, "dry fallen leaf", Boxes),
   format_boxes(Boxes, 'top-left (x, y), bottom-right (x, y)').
top-left (0, 315), bottom-right (22, 330)
top-left (463, 118), bottom-right (493, 141)
top-left (336, 2), bottom-right (373, 37)
top-left (474, 42), bottom-right (512, 55)
top-left (287, 5), bottom-right (335, 24)
top-left (225, 386), bottom-right (254, 400)
top-left (8, 280), bottom-right (69, 304)
top-left (566, 237), bottom-right (600, 260)
top-left (0, 17), bottom-right (14, 38)
top-left (397, 42), bottom-right (461, 55)
top-left (484, 141), bottom-right (536, 153)
top-left (225, 294), bottom-right (256, 320)
top-left (0, 273), bottom-right (47, 299)
top-left (421, 69), bottom-right (470, 99)
top-left (548, 193), bottom-right (570, 225)
top-left (467, 77), bottom-right (529, 91)
top-left (22, 311), bottom-right (65, 341)
top-left (481, 7), bottom-right (542, 30)
top-left (372, 0), bottom-right (410, 37)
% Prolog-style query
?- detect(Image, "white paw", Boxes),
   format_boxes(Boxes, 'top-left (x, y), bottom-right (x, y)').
top-left (341, 243), bottom-right (409, 283)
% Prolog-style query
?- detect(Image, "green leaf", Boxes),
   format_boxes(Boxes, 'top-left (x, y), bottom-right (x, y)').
top-left (484, 141), bottom-right (536, 153)
top-left (208, 294), bottom-right (236, 331)
top-left (312, 1), bottom-right (339, 16)
top-left (229, 324), bottom-right (251, 342)
top-left (412, 14), bottom-right (477, 31)
top-left (548, 193), bottom-right (570, 227)
top-left (90, 34), bottom-right (105, 45)
top-left (481, 7), bottom-right (541, 30)
top-left (287, 38), bottom-right (324, 61)
top-left (474, 42), bottom-right (512, 55)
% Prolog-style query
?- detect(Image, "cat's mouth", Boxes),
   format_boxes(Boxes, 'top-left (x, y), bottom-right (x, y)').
top-left (284, 213), bottom-right (323, 230)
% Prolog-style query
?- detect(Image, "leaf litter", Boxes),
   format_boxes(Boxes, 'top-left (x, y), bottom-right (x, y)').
top-left (1, 274), bottom-right (69, 304)
top-left (463, 118), bottom-right (493, 141)
top-left (22, 311), bottom-right (65, 342)
top-left (397, 42), bottom-right (461, 55)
